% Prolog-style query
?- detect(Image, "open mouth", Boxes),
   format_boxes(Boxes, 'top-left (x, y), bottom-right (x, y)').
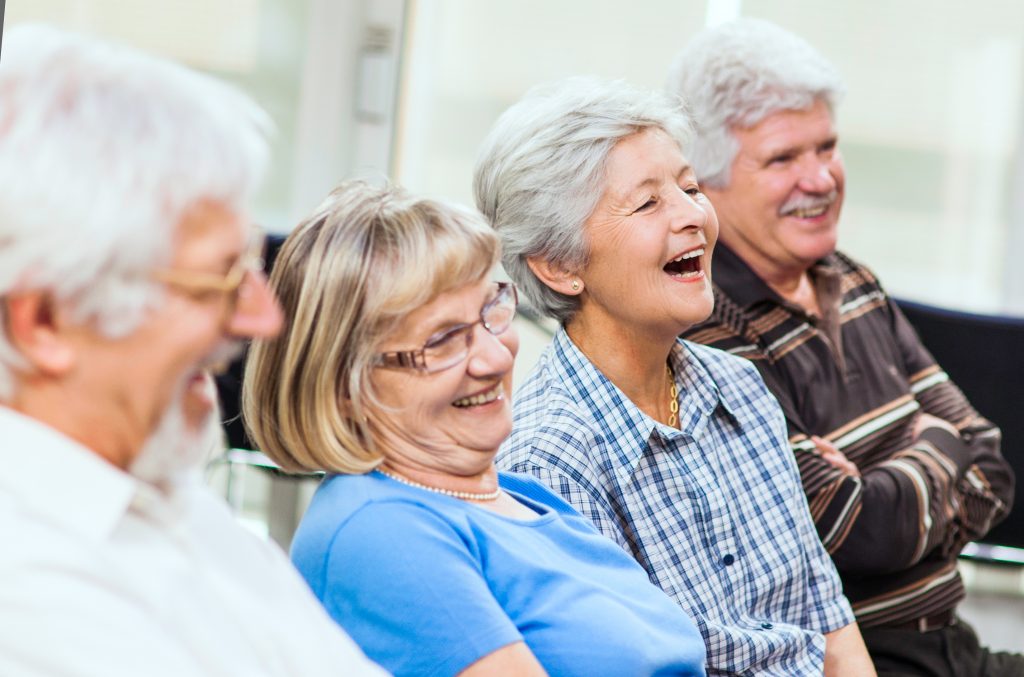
top-left (663, 247), bottom-right (705, 279)
top-left (452, 382), bottom-right (504, 408)
top-left (786, 204), bottom-right (830, 219)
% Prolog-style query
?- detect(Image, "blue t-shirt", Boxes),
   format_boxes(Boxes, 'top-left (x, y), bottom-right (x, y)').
top-left (291, 471), bottom-right (706, 677)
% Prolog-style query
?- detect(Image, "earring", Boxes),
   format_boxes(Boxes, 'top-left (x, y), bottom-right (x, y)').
top-left (571, 280), bottom-right (580, 291)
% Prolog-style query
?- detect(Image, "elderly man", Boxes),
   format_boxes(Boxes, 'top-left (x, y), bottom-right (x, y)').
top-left (0, 25), bottom-right (384, 676)
top-left (675, 19), bottom-right (1020, 675)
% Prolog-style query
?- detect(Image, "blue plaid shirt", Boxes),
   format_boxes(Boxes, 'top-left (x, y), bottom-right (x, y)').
top-left (499, 329), bottom-right (854, 675)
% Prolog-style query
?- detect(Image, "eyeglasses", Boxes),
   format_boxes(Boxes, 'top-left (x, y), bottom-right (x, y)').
top-left (374, 282), bottom-right (518, 374)
top-left (152, 227), bottom-right (266, 298)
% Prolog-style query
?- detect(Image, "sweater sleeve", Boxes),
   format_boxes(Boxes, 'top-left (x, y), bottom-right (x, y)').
top-left (889, 300), bottom-right (1014, 549)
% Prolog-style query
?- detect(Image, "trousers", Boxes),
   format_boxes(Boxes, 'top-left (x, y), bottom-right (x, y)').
top-left (862, 618), bottom-right (1024, 677)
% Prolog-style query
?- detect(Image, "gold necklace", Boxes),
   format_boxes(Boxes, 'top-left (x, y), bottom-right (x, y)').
top-left (667, 364), bottom-right (679, 429)
top-left (377, 468), bottom-right (502, 502)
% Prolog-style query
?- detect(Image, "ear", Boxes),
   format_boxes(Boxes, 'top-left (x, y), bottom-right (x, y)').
top-left (526, 256), bottom-right (583, 296)
top-left (3, 292), bottom-right (76, 376)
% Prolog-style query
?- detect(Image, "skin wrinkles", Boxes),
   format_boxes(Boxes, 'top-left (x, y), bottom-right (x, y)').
top-left (370, 278), bottom-right (520, 492)
top-left (706, 99), bottom-right (844, 303)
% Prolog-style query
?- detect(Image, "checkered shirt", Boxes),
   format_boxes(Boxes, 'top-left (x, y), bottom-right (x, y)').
top-left (499, 328), bottom-right (855, 675)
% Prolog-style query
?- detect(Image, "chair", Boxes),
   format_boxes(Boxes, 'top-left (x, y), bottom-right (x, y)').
top-left (210, 234), bottom-right (318, 549)
top-left (896, 298), bottom-right (1024, 562)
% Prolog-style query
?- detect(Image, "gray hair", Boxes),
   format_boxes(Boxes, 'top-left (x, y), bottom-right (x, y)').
top-left (474, 76), bottom-right (691, 324)
top-left (0, 24), bottom-right (271, 399)
top-left (667, 18), bottom-right (845, 188)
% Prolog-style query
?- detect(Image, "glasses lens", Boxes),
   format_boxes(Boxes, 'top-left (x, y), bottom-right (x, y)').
top-left (483, 287), bottom-right (516, 335)
top-left (422, 325), bottom-right (472, 373)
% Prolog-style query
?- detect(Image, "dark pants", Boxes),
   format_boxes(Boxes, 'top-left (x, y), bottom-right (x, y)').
top-left (862, 618), bottom-right (1024, 677)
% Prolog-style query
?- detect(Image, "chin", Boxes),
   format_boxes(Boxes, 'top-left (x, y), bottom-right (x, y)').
top-left (130, 378), bottom-right (224, 489)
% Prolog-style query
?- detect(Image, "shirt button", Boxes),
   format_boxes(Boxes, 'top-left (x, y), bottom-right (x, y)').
top-left (722, 554), bottom-right (735, 566)
top-left (761, 622), bottom-right (774, 630)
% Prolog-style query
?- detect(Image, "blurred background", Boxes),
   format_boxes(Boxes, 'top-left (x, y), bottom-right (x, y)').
top-left (5, 0), bottom-right (1023, 651)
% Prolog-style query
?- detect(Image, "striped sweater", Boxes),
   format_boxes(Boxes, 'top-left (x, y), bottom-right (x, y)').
top-left (683, 245), bottom-right (1014, 627)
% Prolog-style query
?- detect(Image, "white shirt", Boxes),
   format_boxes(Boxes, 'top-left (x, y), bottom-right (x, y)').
top-left (0, 406), bottom-right (388, 677)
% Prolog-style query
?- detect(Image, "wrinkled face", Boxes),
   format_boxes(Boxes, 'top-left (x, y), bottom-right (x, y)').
top-left (706, 99), bottom-right (844, 280)
top-left (74, 202), bottom-right (282, 469)
top-left (575, 128), bottom-right (718, 337)
top-left (369, 278), bottom-right (519, 474)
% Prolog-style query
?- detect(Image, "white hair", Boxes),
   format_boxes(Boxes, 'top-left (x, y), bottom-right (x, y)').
top-left (474, 76), bottom-right (692, 324)
top-left (0, 24), bottom-right (272, 399)
top-left (666, 18), bottom-right (845, 187)
top-left (130, 372), bottom-right (224, 490)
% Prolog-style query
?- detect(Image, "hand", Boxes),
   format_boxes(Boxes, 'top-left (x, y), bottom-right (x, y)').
top-left (913, 412), bottom-right (959, 439)
top-left (813, 436), bottom-right (860, 477)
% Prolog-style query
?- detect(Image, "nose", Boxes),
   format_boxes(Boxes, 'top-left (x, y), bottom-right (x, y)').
top-left (669, 187), bottom-right (709, 232)
top-left (227, 269), bottom-right (284, 338)
top-left (797, 157), bottom-right (837, 195)
top-left (466, 322), bottom-right (517, 377)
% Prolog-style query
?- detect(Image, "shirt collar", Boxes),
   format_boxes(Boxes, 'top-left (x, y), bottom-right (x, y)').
top-left (0, 405), bottom-right (141, 543)
top-left (711, 243), bottom-right (842, 311)
top-left (550, 329), bottom-right (734, 474)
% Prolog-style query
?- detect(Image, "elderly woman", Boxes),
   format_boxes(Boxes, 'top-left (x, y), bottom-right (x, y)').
top-left (474, 78), bottom-right (870, 675)
top-left (242, 180), bottom-right (705, 677)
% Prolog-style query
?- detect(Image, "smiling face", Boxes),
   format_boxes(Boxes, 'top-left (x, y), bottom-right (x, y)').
top-left (571, 128), bottom-right (718, 340)
top-left (368, 278), bottom-right (519, 477)
top-left (705, 98), bottom-right (844, 283)
top-left (65, 201), bottom-right (282, 469)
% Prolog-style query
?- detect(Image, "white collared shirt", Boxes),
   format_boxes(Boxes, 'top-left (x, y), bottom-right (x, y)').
top-left (0, 406), bottom-right (387, 677)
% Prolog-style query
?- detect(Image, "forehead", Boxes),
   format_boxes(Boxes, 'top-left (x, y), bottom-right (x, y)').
top-left (172, 201), bottom-right (247, 265)
top-left (735, 99), bottom-right (836, 154)
top-left (385, 278), bottom-right (492, 343)
top-left (604, 128), bottom-right (686, 182)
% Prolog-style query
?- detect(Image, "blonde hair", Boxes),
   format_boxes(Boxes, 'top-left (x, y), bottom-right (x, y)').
top-left (243, 181), bottom-right (499, 473)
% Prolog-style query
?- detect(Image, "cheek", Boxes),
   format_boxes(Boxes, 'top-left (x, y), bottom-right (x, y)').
top-left (501, 326), bottom-right (520, 360)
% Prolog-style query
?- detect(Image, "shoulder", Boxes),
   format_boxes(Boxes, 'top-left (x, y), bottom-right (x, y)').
top-left (829, 250), bottom-right (888, 294)
top-left (683, 338), bottom-right (759, 373)
top-left (292, 475), bottom-right (478, 575)
top-left (506, 354), bottom-right (606, 458)
top-left (682, 339), bottom-right (770, 396)
top-left (679, 339), bottom-right (787, 443)
top-left (499, 471), bottom-right (587, 517)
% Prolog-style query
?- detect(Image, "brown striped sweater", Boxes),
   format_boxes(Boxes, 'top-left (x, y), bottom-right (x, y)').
top-left (682, 245), bottom-right (1015, 627)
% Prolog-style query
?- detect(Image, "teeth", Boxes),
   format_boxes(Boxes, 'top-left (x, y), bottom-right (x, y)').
top-left (668, 270), bottom-right (702, 278)
top-left (671, 247), bottom-right (704, 263)
top-left (453, 383), bottom-right (504, 408)
top-left (790, 205), bottom-right (828, 218)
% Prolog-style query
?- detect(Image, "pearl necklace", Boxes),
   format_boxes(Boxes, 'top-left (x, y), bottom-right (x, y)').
top-left (377, 468), bottom-right (502, 502)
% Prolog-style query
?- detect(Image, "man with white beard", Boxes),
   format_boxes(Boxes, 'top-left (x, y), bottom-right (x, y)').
top-left (0, 25), bottom-right (386, 676)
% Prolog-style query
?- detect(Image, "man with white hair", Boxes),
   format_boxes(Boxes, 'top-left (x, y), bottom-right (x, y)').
top-left (675, 18), bottom-right (1020, 675)
top-left (0, 25), bottom-right (384, 676)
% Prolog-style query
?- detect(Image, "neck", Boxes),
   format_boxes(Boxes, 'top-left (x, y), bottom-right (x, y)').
top-left (10, 382), bottom-right (139, 470)
top-left (721, 235), bottom-right (820, 315)
top-left (379, 456), bottom-right (501, 496)
top-left (564, 308), bottom-right (677, 421)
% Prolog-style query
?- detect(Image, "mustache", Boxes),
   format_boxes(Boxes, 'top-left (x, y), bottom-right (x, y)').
top-left (780, 189), bottom-right (839, 216)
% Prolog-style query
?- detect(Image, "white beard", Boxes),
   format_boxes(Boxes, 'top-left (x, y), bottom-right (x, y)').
top-left (130, 373), bottom-right (224, 490)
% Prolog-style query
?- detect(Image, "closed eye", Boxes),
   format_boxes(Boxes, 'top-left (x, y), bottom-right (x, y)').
top-left (424, 324), bottom-right (470, 350)
top-left (767, 153), bottom-right (795, 166)
top-left (634, 198), bottom-right (657, 213)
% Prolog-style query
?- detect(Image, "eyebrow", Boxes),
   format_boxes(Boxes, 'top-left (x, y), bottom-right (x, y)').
top-left (623, 164), bottom-right (694, 196)
top-left (420, 288), bottom-right (500, 338)
top-left (764, 135), bottom-right (838, 159)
